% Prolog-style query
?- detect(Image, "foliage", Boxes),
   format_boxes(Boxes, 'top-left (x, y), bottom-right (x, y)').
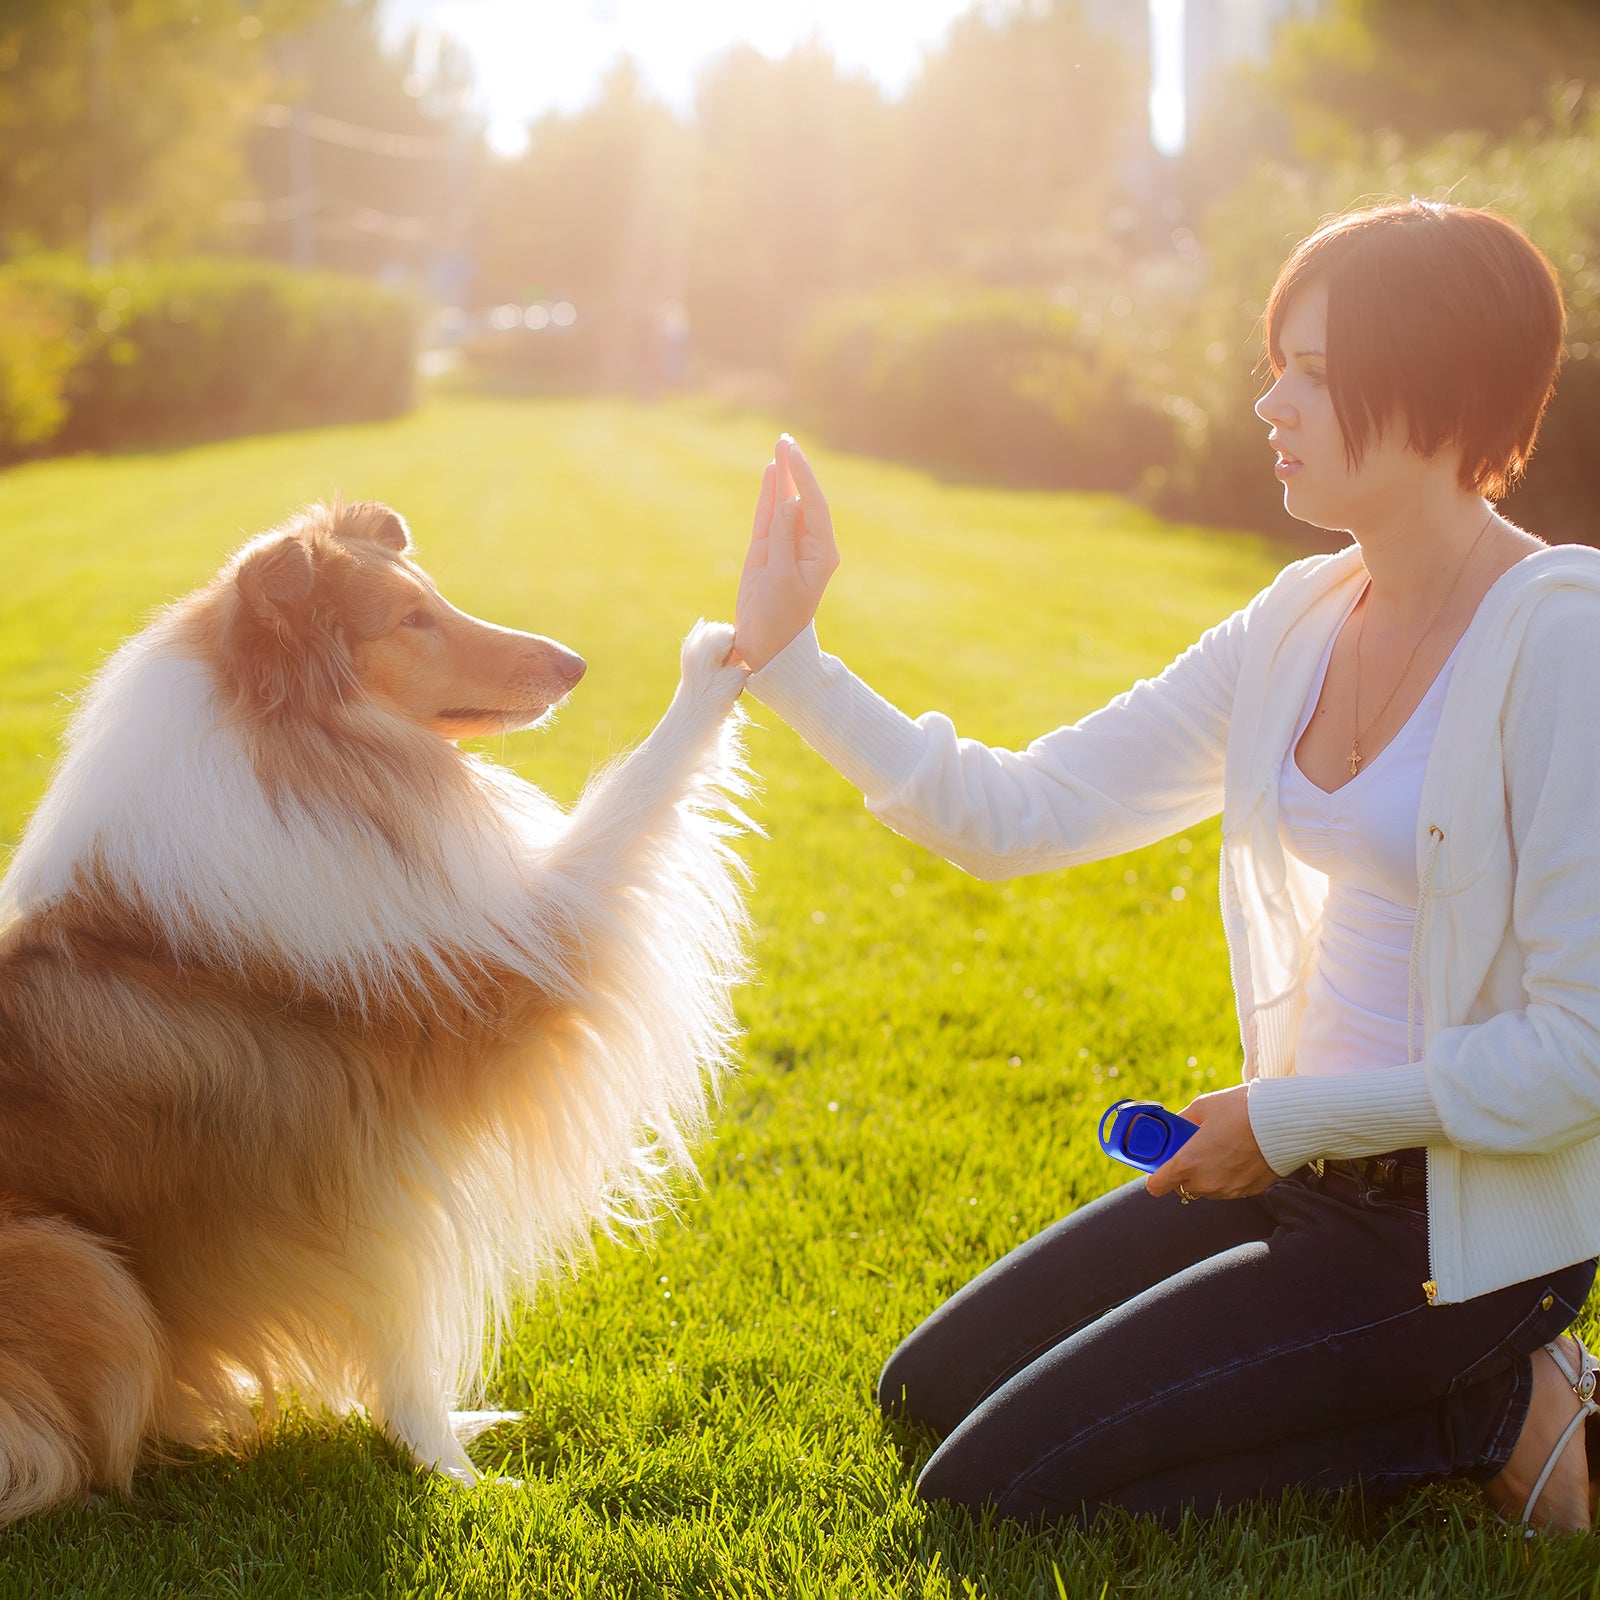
top-left (471, 61), bottom-right (687, 388)
top-left (2, 395), bottom-right (1598, 1596)
top-left (242, 0), bottom-right (486, 284)
top-left (1151, 115), bottom-right (1600, 545)
top-left (1268, 0), bottom-right (1600, 160)
top-left (468, 6), bottom-right (1145, 380)
top-left (894, 2), bottom-right (1142, 266)
top-left (0, 254), bottom-right (421, 458)
top-left (455, 319), bottom-right (608, 397)
top-left (791, 289), bottom-right (1177, 493)
top-left (0, 0), bottom-right (316, 260)
top-left (0, 273), bottom-right (80, 450)
top-left (684, 43), bottom-right (897, 371)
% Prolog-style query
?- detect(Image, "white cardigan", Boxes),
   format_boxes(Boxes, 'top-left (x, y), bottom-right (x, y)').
top-left (745, 544), bottom-right (1600, 1305)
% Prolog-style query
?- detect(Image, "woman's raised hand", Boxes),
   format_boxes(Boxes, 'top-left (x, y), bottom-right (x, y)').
top-left (730, 436), bottom-right (840, 671)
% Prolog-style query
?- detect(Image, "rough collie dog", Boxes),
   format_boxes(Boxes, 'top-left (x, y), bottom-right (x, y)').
top-left (0, 500), bottom-right (752, 1522)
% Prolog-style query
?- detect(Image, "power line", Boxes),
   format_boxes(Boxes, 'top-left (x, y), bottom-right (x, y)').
top-left (254, 103), bottom-right (459, 159)
top-left (224, 190), bottom-right (471, 241)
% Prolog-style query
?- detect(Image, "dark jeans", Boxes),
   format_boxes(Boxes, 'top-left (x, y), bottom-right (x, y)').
top-left (878, 1157), bottom-right (1597, 1527)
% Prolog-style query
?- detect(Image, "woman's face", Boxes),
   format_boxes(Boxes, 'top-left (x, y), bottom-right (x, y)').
top-left (1254, 282), bottom-right (1428, 531)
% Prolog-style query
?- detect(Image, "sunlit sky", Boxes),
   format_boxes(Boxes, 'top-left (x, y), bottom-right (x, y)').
top-left (381, 0), bottom-right (1188, 157)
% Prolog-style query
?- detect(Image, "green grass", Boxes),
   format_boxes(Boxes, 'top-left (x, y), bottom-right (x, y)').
top-left (1, 395), bottom-right (1596, 1598)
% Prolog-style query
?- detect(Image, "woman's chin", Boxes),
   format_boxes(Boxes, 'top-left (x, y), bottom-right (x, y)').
top-left (1278, 483), bottom-right (1346, 533)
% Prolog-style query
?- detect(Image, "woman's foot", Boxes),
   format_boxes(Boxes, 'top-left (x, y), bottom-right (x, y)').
top-left (1483, 1336), bottom-right (1594, 1535)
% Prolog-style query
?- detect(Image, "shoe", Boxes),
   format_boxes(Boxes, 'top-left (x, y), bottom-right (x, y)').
top-left (1515, 1336), bottom-right (1600, 1531)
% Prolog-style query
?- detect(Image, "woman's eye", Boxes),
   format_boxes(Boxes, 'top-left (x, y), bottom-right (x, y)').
top-left (1308, 370), bottom-right (1328, 388)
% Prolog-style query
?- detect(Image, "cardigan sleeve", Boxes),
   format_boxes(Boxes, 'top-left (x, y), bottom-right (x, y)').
top-left (1247, 586), bottom-right (1600, 1170)
top-left (744, 602), bottom-right (1249, 881)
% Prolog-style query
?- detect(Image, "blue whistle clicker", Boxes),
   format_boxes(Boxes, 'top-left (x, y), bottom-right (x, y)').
top-left (1097, 1098), bottom-right (1198, 1173)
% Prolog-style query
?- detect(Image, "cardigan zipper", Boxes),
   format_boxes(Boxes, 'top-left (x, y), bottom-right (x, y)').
top-left (1411, 824), bottom-right (1445, 1305)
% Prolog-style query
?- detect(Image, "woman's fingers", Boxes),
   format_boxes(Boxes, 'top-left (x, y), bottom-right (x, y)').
top-left (768, 493), bottom-right (801, 579)
top-left (750, 460), bottom-right (777, 546)
top-left (738, 461), bottom-right (778, 592)
top-left (776, 434), bottom-right (799, 500)
top-left (787, 443), bottom-right (831, 529)
top-left (786, 442), bottom-right (838, 575)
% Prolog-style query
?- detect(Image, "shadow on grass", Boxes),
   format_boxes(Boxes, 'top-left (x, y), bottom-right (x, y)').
top-left (0, 1416), bottom-right (436, 1600)
top-left (2, 1407), bottom-right (1597, 1600)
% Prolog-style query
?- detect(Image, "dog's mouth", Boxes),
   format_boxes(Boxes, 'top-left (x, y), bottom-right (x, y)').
top-left (435, 699), bottom-right (561, 732)
top-left (438, 707), bottom-right (512, 724)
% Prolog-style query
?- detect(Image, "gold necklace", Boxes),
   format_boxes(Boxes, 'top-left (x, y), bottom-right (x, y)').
top-left (1348, 509), bottom-right (1496, 776)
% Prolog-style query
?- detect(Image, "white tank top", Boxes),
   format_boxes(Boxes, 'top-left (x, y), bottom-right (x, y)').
top-left (1277, 597), bottom-right (1460, 1076)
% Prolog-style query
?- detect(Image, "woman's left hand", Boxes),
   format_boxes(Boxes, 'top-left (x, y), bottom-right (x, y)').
top-left (1144, 1084), bottom-right (1279, 1201)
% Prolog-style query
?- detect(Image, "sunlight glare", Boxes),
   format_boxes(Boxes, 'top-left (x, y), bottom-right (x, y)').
top-left (415, 0), bottom-right (976, 154)
top-left (1149, 0), bottom-right (1185, 156)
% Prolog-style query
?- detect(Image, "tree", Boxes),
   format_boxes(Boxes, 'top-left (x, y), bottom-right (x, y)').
top-left (893, 0), bottom-right (1144, 275)
top-left (685, 40), bottom-right (894, 368)
top-left (477, 61), bottom-right (686, 310)
top-left (245, 0), bottom-right (485, 284)
top-left (0, 0), bottom-right (315, 260)
top-left (1268, 0), bottom-right (1600, 158)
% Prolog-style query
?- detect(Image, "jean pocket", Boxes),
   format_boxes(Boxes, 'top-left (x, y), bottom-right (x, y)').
top-left (1446, 1280), bottom-right (1589, 1397)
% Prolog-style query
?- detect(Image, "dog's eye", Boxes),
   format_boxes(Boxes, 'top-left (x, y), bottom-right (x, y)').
top-left (400, 609), bottom-right (433, 630)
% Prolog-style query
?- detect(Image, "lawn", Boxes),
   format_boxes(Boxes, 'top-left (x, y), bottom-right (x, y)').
top-left (0, 395), bottom-right (1593, 1598)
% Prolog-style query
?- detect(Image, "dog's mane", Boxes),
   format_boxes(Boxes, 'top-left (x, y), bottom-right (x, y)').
top-left (0, 599), bottom-right (580, 1021)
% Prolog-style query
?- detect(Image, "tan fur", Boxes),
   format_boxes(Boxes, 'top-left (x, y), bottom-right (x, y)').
top-left (0, 500), bottom-right (752, 1520)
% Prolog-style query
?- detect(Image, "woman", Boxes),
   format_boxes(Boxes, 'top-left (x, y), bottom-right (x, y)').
top-left (725, 201), bottom-right (1600, 1531)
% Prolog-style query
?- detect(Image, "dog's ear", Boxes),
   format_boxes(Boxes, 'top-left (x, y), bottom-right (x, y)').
top-left (335, 502), bottom-right (411, 554)
top-left (235, 535), bottom-right (315, 621)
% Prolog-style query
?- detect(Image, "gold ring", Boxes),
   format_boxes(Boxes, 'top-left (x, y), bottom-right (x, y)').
top-left (1177, 1184), bottom-right (1197, 1205)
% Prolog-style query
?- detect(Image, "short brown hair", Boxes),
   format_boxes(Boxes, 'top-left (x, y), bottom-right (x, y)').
top-left (1264, 200), bottom-right (1566, 499)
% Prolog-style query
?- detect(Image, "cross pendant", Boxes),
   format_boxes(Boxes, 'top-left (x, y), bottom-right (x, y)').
top-left (1348, 744), bottom-right (1362, 775)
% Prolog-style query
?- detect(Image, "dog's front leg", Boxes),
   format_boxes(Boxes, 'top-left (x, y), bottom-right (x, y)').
top-left (544, 619), bottom-right (750, 889)
top-left (370, 1375), bottom-right (479, 1485)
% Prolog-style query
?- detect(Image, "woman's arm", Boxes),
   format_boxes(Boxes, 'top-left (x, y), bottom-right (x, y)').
top-left (735, 438), bottom-right (1248, 879)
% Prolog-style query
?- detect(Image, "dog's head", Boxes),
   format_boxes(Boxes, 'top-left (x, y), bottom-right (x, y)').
top-left (217, 501), bottom-right (585, 739)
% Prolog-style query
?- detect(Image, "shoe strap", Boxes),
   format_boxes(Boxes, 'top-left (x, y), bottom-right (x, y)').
top-left (1521, 1337), bottom-right (1600, 1527)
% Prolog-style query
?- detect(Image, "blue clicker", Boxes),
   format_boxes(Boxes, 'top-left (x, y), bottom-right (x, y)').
top-left (1098, 1098), bottom-right (1198, 1173)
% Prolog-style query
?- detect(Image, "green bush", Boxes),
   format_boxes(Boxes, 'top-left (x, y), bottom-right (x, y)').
top-left (0, 273), bottom-right (80, 453)
top-left (789, 290), bottom-right (1178, 493)
top-left (457, 317), bottom-right (606, 395)
top-left (0, 256), bottom-right (422, 460)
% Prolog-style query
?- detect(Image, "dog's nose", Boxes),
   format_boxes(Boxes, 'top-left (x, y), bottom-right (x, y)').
top-left (554, 648), bottom-right (586, 688)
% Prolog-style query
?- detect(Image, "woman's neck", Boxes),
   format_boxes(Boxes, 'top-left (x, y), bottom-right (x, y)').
top-left (1347, 479), bottom-right (1504, 630)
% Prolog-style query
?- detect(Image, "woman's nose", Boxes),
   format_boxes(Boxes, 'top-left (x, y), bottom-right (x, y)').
top-left (1255, 377), bottom-right (1295, 428)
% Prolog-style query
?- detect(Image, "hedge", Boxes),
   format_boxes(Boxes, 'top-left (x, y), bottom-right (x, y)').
top-left (0, 256), bottom-right (423, 460)
top-left (789, 290), bottom-right (1178, 494)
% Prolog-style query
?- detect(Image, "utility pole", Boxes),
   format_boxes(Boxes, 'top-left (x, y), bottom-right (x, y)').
top-left (287, 36), bottom-right (314, 269)
top-left (87, 0), bottom-right (112, 265)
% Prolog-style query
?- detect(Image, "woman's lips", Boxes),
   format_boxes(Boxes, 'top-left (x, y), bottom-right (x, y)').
top-left (1273, 450), bottom-right (1303, 479)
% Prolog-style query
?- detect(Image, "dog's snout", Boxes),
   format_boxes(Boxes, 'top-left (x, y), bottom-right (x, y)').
top-left (552, 647), bottom-right (586, 689)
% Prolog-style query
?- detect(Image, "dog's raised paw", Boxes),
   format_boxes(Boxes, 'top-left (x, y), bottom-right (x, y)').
top-left (679, 619), bottom-right (745, 701)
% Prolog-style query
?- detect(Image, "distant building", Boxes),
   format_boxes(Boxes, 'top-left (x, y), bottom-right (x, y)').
top-left (1184, 0), bottom-right (1324, 146)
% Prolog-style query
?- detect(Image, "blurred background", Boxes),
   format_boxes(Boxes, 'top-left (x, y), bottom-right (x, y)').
top-left (3, 0), bottom-right (1599, 544)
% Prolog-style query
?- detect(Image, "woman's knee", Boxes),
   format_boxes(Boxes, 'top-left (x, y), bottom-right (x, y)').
top-left (876, 1332), bottom-right (931, 1422)
top-left (876, 1321), bottom-right (970, 1433)
top-left (913, 1429), bottom-right (992, 1512)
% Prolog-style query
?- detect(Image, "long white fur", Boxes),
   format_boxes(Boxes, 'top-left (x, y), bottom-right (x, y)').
top-left (0, 612), bottom-right (754, 1476)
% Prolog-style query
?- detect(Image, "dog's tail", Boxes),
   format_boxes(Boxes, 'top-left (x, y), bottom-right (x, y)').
top-left (0, 1199), bottom-right (163, 1525)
